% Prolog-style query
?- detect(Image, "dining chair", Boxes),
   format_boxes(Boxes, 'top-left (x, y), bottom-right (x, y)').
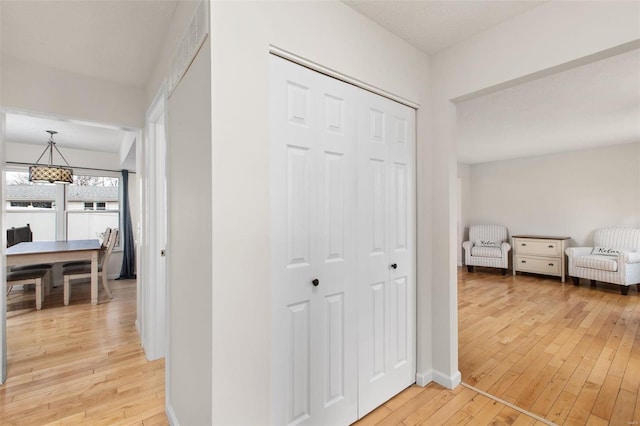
top-left (63, 228), bottom-right (118, 305)
top-left (62, 227), bottom-right (112, 269)
top-left (6, 268), bottom-right (50, 310)
top-left (7, 224), bottom-right (33, 247)
top-left (8, 223), bottom-right (54, 295)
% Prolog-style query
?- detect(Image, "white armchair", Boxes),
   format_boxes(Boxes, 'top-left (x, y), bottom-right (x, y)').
top-left (463, 224), bottom-right (511, 275)
top-left (566, 228), bottom-right (640, 295)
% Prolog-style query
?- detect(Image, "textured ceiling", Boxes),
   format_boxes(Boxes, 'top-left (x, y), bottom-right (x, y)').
top-left (0, 0), bottom-right (178, 87)
top-left (343, 0), bottom-right (545, 54)
top-left (456, 48), bottom-right (640, 164)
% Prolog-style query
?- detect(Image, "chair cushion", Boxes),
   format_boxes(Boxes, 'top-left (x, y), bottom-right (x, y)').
top-left (575, 255), bottom-right (618, 272)
top-left (62, 261), bottom-right (90, 268)
top-left (7, 269), bottom-right (48, 281)
top-left (471, 246), bottom-right (502, 258)
top-left (11, 263), bottom-right (53, 272)
top-left (63, 264), bottom-right (103, 275)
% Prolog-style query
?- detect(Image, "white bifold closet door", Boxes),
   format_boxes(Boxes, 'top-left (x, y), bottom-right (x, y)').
top-left (356, 89), bottom-right (416, 417)
top-left (270, 56), bottom-right (359, 426)
top-left (271, 55), bottom-right (415, 426)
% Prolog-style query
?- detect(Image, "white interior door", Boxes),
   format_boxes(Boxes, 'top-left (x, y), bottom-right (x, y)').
top-left (271, 55), bottom-right (416, 425)
top-left (271, 56), bottom-right (358, 426)
top-left (141, 89), bottom-right (168, 361)
top-left (357, 90), bottom-right (416, 417)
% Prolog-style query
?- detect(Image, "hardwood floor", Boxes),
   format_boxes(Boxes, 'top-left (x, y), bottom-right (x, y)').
top-left (356, 267), bottom-right (640, 425)
top-left (0, 279), bottom-right (167, 425)
top-left (3, 268), bottom-right (638, 425)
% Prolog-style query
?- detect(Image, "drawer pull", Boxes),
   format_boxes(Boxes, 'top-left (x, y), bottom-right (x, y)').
top-left (548, 245), bottom-right (554, 248)
top-left (521, 243), bottom-right (527, 246)
top-left (548, 263), bottom-right (554, 266)
top-left (521, 260), bottom-right (526, 263)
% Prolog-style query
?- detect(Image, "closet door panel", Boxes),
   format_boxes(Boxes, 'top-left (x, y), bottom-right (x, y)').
top-left (358, 90), bottom-right (416, 418)
top-left (271, 56), bottom-right (358, 426)
top-left (313, 74), bottom-right (358, 425)
top-left (272, 55), bottom-right (415, 425)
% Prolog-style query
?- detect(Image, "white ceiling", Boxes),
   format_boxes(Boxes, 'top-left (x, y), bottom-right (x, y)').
top-left (457, 48), bottom-right (640, 164)
top-left (343, 0), bottom-right (545, 55)
top-left (2, 1), bottom-right (637, 165)
top-left (344, 1), bottom-right (640, 164)
top-left (0, 0), bottom-right (178, 87)
top-left (0, 1), bottom-right (175, 167)
top-left (5, 113), bottom-right (130, 154)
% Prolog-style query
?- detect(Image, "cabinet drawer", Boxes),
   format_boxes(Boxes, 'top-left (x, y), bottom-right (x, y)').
top-left (516, 256), bottom-right (560, 275)
top-left (514, 239), bottom-right (560, 256)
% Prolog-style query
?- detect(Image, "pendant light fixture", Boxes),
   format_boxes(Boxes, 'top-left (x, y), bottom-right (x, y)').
top-left (29, 130), bottom-right (74, 184)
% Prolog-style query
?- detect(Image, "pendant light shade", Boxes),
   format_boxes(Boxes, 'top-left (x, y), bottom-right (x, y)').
top-left (29, 130), bottom-right (74, 184)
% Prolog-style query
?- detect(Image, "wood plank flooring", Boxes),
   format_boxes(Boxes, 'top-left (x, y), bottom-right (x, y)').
top-left (3, 268), bottom-right (639, 425)
top-left (356, 267), bottom-right (640, 425)
top-left (0, 279), bottom-right (167, 425)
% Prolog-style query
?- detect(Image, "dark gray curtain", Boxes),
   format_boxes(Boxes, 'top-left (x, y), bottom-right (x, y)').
top-left (118, 169), bottom-right (136, 279)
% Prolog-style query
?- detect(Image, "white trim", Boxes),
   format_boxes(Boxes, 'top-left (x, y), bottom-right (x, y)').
top-left (431, 369), bottom-right (462, 389)
top-left (0, 109), bottom-right (7, 384)
top-left (167, 0), bottom-right (209, 97)
top-left (140, 83), bottom-right (168, 363)
top-left (166, 402), bottom-right (180, 426)
top-left (416, 369), bottom-right (462, 389)
top-left (268, 45), bottom-right (420, 110)
top-left (415, 369), bottom-right (433, 387)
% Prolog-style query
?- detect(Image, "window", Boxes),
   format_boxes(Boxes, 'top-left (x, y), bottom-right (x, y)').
top-left (32, 201), bottom-right (53, 209)
top-left (10, 201), bottom-right (53, 208)
top-left (5, 171), bottom-right (57, 241)
top-left (67, 174), bottom-right (120, 245)
top-left (5, 170), bottom-right (121, 246)
top-left (10, 201), bottom-right (30, 208)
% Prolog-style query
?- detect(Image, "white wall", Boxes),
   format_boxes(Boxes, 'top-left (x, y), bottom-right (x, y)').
top-left (462, 143), bottom-right (640, 249)
top-left (457, 163), bottom-right (471, 266)
top-left (431, 0), bottom-right (640, 383)
top-left (1, 56), bottom-right (144, 129)
top-left (208, 1), bottom-right (432, 424)
top-left (166, 38), bottom-right (212, 425)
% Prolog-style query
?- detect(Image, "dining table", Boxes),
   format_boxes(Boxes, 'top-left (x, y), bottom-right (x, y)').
top-left (7, 239), bottom-right (102, 305)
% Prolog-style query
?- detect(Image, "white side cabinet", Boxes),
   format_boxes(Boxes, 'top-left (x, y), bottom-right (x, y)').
top-left (512, 235), bottom-right (570, 282)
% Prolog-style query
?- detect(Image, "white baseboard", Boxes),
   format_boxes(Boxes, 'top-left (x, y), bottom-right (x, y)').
top-left (415, 369), bottom-right (461, 389)
top-left (415, 369), bottom-right (433, 387)
top-left (166, 402), bottom-right (179, 426)
top-left (433, 369), bottom-right (462, 389)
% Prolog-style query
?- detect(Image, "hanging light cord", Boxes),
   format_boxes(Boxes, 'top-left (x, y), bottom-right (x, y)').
top-left (32, 131), bottom-right (71, 167)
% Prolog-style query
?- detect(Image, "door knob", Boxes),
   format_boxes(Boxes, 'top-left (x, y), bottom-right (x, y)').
top-left (390, 263), bottom-right (397, 269)
top-left (312, 278), bottom-right (319, 287)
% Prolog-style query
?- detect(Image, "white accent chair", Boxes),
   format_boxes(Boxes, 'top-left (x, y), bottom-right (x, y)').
top-left (566, 228), bottom-right (640, 295)
top-left (463, 224), bottom-right (511, 275)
